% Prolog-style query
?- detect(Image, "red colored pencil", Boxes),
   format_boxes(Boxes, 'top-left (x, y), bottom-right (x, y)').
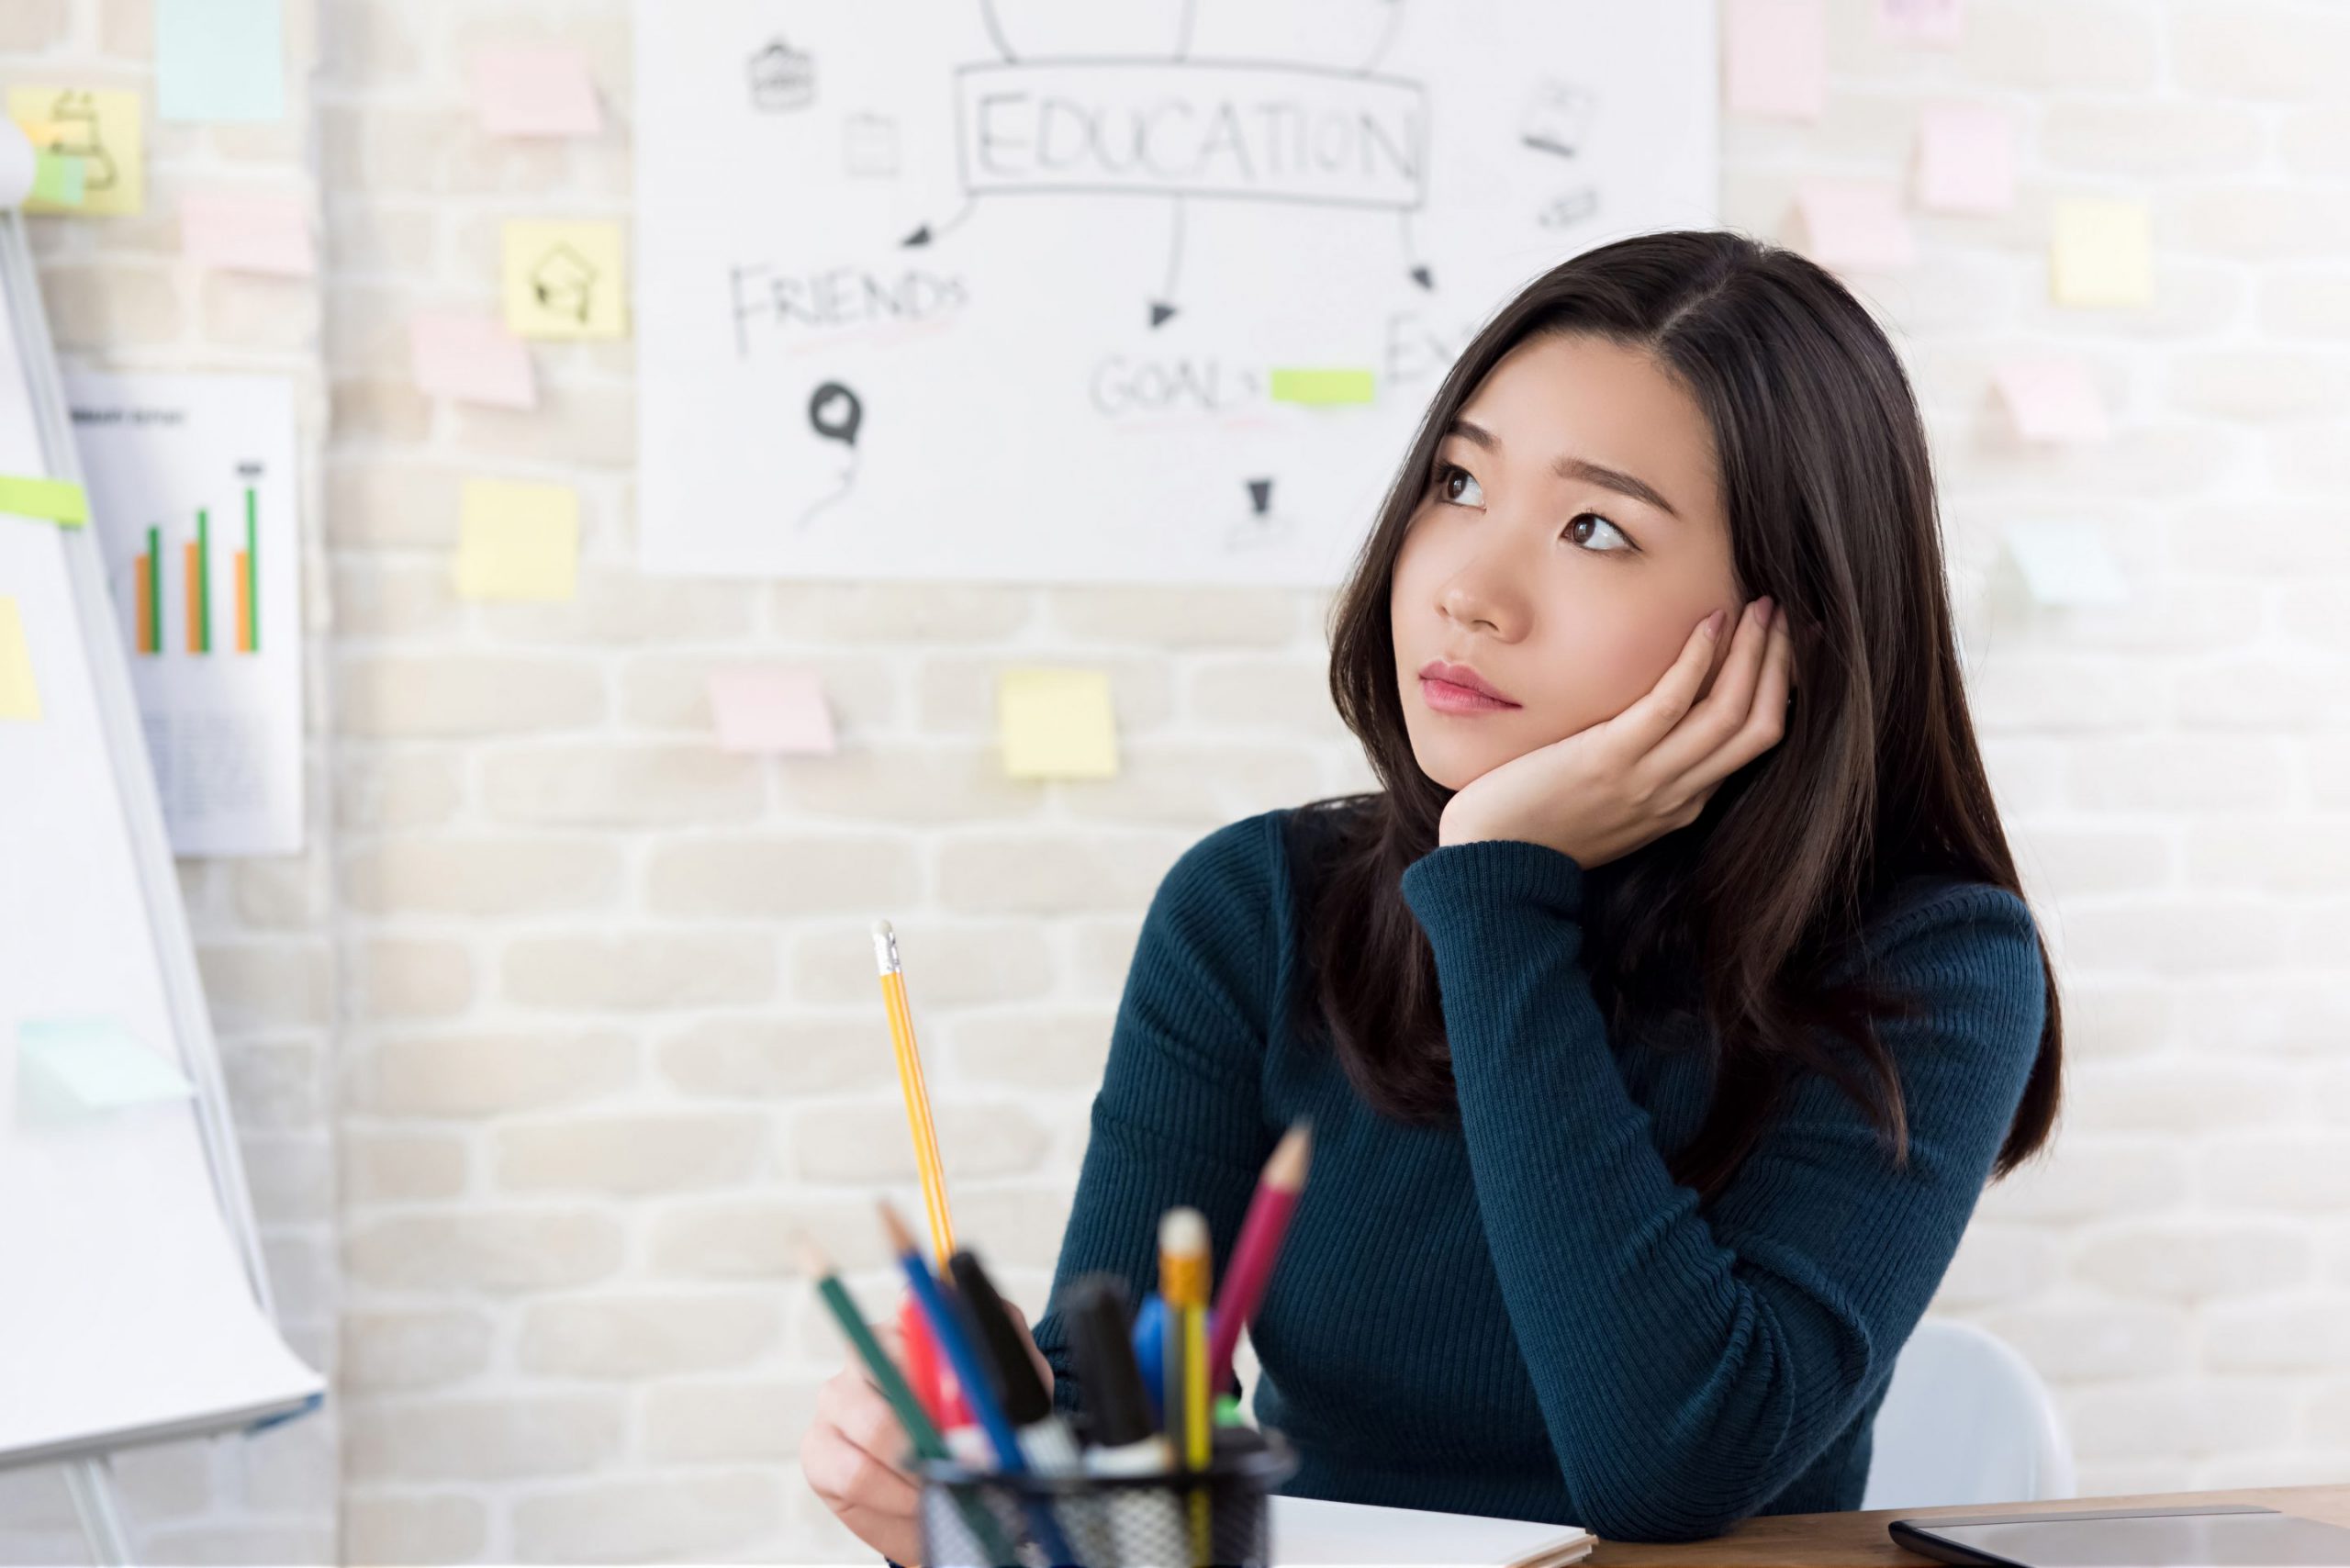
top-left (1206, 1122), bottom-right (1312, 1396)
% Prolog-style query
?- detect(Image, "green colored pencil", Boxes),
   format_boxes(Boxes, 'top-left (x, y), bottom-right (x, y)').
top-left (798, 1237), bottom-right (1022, 1566)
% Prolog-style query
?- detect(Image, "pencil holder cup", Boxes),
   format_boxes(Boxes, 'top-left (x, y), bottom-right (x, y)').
top-left (915, 1431), bottom-right (1297, 1568)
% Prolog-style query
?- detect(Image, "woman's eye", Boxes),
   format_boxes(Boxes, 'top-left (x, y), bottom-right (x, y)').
top-left (1567, 511), bottom-right (1633, 553)
top-left (1436, 463), bottom-right (1483, 507)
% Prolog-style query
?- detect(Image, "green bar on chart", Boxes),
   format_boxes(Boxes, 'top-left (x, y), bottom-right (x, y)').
top-left (245, 487), bottom-right (259, 653)
top-left (196, 507), bottom-right (210, 654)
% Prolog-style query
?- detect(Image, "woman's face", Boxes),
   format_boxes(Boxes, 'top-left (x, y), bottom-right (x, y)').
top-left (1391, 330), bottom-right (1743, 792)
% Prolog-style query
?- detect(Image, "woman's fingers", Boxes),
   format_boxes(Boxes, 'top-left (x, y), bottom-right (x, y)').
top-left (815, 1364), bottom-right (921, 1485)
top-left (1670, 603), bottom-right (1793, 799)
top-left (1000, 1298), bottom-right (1054, 1396)
top-left (1608, 605), bottom-right (1731, 757)
top-left (1649, 596), bottom-right (1777, 781)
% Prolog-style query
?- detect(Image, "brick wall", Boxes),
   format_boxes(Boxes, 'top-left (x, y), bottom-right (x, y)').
top-left (4, 0), bottom-right (2348, 1562)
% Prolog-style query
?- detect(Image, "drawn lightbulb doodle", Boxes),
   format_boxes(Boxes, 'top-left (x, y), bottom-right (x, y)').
top-left (1223, 475), bottom-right (1296, 554)
top-left (794, 381), bottom-right (865, 530)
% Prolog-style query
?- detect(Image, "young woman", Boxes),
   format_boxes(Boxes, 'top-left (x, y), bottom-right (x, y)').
top-left (803, 228), bottom-right (2064, 1555)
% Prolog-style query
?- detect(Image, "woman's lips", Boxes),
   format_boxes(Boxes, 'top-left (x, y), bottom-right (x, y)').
top-left (1419, 676), bottom-right (1521, 714)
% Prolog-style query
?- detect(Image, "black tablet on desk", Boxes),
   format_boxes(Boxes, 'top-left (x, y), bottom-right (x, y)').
top-left (1888, 1501), bottom-right (2350, 1566)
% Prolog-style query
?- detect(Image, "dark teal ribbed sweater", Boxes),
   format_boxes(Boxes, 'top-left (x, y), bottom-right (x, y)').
top-left (1027, 804), bottom-right (2047, 1544)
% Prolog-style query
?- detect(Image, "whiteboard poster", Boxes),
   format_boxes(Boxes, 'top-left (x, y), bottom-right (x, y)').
top-left (65, 371), bottom-right (303, 857)
top-left (634, 1), bottom-right (1718, 586)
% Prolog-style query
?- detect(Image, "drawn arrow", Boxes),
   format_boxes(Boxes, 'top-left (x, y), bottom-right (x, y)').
top-left (1356, 0), bottom-right (1406, 75)
top-left (1400, 211), bottom-right (1435, 291)
top-left (901, 194), bottom-right (978, 249)
top-left (1149, 196), bottom-right (1186, 328)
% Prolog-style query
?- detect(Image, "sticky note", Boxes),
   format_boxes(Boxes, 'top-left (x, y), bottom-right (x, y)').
top-left (17, 1019), bottom-right (196, 1121)
top-left (454, 478), bottom-right (579, 600)
top-left (1918, 103), bottom-right (2012, 215)
top-left (1994, 357), bottom-right (2109, 443)
top-left (9, 86), bottom-right (144, 216)
top-left (1796, 180), bottom-right (1917, 271)
top-left (409, 311), bottom-right (538, 409)
top-left (1878, 0), bottom-right (1964, 46)
top-left (157, 0), bottom-right (285, 123)
top-left (997, 668), bottom-right (1118, 780)
top-left (708, 666), bottom-right (837, 755)
top-left (0, 474), bottom-right (91, 526)
top-left (1269, 368), bottom-right (1375, 406)
top-left (0, 596), bottom-right (39, 722)
top-left (180, 190), bottom-right (315, 275)
top-left (502, 219), bottom-right (628, 340)
top-left (30, 151), bottom-right (84, 207)
top-left (1725, 0), bottom-right (1827, 121)
top-left (2051, 199), bottom-right (2154, 308)
top-left (473, 48), bottom-right (602, 138)
top-left (2005, 523), bottom-right (2128, 607)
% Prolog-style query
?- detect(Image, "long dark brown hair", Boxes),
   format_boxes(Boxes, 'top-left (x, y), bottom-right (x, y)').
top-left (1293, 229), bottom-right (2061, 1204)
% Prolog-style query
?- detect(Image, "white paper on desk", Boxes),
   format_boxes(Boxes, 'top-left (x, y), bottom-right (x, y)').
top-left (1271, 1493), bottom-right (1595, 1567)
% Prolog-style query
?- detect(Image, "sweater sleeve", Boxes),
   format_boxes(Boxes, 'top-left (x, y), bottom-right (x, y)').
top-left (1028, 813), bottom-right (1284, 1424)
top-left (1397, 838), bottom-right (2046, 1543)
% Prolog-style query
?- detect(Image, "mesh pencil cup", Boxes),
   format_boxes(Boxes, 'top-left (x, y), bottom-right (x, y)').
top-left (916, 1431), bottom-right (1297, 1568)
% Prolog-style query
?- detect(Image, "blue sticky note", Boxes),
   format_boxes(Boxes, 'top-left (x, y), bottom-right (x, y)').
top-left (16, 1018), bottom-right (195, 1123)
top-left (156, 0), bottom-right (285, 123)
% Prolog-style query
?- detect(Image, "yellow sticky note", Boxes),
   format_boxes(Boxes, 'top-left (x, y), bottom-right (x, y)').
top-left (8, 87), bottom-right (144, 217)
top-left (997, 667), bottom-right (1118, 780)
top-left (454, 479), bottom-right (579, 600)
top-left (2050, 198), bottom-right (2154, 309)
top-left (501, 219), bottom-right (628, 339)
top-left (0, 596), bottom-right (40, 722)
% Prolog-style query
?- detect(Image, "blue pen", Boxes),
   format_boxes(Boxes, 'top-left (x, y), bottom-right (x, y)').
top-left (879, 1200), bottom-right (1080, 1567)
top-left (1136, 1294), bottom-right (1225, 1425)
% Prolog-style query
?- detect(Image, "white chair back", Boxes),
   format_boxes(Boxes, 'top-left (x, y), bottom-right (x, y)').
top-left (1862, 1316), bottom-right (2076, 1510)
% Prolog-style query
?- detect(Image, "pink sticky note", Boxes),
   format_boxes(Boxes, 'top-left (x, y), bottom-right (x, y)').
top-left (180, 191), bottom-right (314, 276)
top-left (409, 311), bottom-right (538, 409)
top-left (1725, 0), bottom-right (1827, 121)
top-left (1918, 103), bottom-right (2013, 214)
top-left (1879, 0), bottom-right (1964, 46)
top-left (474, 48), bottom-right (601, 138)
top-left (1796, 180), bottom-right (1917, 270)
top-left (709, 666), bottom-right (836, 756)
top-left (1994, 357), bottom-right (2110, 443)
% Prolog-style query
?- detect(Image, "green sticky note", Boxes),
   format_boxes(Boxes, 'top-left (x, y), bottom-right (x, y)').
top-left (30, 151), bottom-right (84, 206)
top-left (0, 474), bottom-right (90, 526)
top-left (17, 1018), bottom-right (196, 1124)
top-left (156, 0), bottom-right (285, 123)
top-left (997, 667), bottom-right (1118, 780)
top-left (1270, 367), bottom-right (1375, 406)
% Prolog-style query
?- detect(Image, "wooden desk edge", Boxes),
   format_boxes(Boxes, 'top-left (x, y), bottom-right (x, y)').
top-left (1583, 1480), bottom-right (2350, 1565)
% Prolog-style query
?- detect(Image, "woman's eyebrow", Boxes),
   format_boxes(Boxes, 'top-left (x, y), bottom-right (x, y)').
top-left (1447, 416), bottom-right (1682, 521)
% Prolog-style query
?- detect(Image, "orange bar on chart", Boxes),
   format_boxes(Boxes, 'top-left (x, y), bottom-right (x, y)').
top-left (134, 554), bottom-right (154, 655)
top-left (234, 552), bottom-right (252, 652)
top-left (184, 541), bottom-right (201, 654)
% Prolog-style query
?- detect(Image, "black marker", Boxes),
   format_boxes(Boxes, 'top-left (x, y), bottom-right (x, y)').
top-left (947, 1251), bottom-right (1091, 1565)
top-left (1067, 1273), bottom-right (1185, 1562)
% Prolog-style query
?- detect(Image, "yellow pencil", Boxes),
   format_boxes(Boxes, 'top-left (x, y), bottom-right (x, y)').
top-left (873, 918), bottom-right (953, 1260)
top-left (1161, 1206), bottom-right (1213, 1567)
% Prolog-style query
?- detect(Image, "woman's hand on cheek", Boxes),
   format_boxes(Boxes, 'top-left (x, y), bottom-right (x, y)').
top-left (1437, 596), bottom-right (1793, 868)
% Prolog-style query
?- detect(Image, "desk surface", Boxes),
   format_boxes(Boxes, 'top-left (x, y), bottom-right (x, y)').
top-left (1585, 1482), bottom-right (2350, 1565)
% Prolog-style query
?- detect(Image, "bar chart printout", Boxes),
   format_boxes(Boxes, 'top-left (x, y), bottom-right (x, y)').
top-left (68, 371), bottom-right (302, 856)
